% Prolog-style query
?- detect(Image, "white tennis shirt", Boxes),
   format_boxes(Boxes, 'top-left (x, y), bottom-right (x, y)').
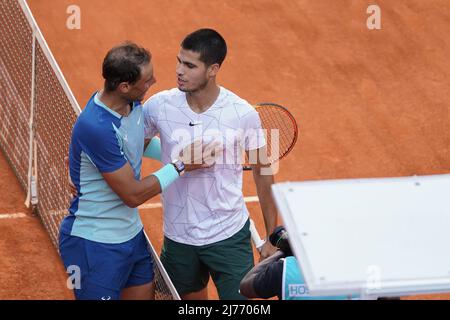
top-left (143, 87), bottom-right (266, 245)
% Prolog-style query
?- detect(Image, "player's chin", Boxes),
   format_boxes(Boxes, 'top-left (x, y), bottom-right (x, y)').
top-left (177, 85), bottom-right (190, 93)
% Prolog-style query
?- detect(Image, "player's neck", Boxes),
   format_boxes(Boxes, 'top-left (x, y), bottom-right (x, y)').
top-left (185, 83), bottom-right (220, 114)
top-left (98, 90), bottom-right (131, 116)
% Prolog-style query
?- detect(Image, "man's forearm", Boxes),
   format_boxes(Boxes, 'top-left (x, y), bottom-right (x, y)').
top-left (103, 162), bottom-right (179, 208)
top-left (252, 168), bottom-right (277, 236)
top-left (240, 250), bottom-right (285, 298)
top-left (126, 174), bottom-right (162, 208)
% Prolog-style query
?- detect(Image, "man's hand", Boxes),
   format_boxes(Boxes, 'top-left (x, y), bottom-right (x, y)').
top-left (64, 156), bottom-right (77, 198)
top-left (179, 139), bottom-right (223, 172)
top-left (259, 240), bottom-right (278, 262)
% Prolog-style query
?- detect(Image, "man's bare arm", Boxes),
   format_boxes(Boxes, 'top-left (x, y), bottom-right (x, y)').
top-left (103, 162), bottom-right (162, 208)
top-left (247, 146), bottom-right (278, 260)
top-left (240, 250), bottom-right (285, 298)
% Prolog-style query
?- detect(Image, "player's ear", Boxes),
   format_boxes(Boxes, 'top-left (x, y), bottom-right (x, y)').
top-left (207, 63), bottom-right (220, 77)
top-left (117, 82), bottom-right (130, 93)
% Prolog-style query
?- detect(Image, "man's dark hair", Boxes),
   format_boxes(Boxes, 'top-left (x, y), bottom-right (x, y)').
top-left (181, 28), bottom-right (227, 66)
top-left (102, 42), bottom-right (151, 91)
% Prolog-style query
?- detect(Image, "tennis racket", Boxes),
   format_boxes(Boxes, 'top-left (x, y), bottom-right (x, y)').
top-left (243, 103), bottom-right (298, 170)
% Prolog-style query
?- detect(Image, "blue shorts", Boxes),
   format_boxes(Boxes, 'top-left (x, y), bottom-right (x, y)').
top-left (59, 229), bottom-right (154, 300)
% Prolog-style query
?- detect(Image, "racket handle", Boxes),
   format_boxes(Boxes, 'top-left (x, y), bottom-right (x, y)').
top-left (249, 219), bottom-right (265, 252)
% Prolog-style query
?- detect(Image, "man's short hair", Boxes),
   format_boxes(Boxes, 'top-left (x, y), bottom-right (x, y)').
top-left (181, 28), bottom-right (227, 66)
top-left (102, 42), bottom-right (151, 91)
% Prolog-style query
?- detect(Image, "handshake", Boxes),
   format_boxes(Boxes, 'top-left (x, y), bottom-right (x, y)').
top-left (176, 138), bottom-right (224, 172)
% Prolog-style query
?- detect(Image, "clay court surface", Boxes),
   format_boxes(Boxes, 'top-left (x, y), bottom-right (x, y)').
top-left (1, 0), bottom-right (449, 299)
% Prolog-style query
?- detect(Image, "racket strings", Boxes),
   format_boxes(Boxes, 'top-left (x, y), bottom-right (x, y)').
top-left (257, 106), bottom-right (297, 162)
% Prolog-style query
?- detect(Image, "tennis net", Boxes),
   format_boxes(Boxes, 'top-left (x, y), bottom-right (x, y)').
top-left (0, 0), bottom-right (179, 300)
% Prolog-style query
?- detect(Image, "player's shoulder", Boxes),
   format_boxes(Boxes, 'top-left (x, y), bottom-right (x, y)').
top-left (74, 96), bottom-right (118, 140)
top-left (220, 87), bottom-right (258, 119)
top-left (144, 88), bottom-right (183, 106)
top-left (221, 87), bottom-right (255, 110)
top-left (143, 88), bottom-right (185, 120)
top-left (221, 87), bottom-right (252, 107)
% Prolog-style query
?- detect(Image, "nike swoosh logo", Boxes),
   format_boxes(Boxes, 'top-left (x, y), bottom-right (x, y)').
top-left (189, 121), bottom-right (201, 126)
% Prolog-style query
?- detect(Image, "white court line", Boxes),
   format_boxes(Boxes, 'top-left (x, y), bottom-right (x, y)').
top-left (138, 196), bottom-right (260, 210)
top-left (0, 212), bottom-right (28, 219)
top-left (139, 202), bottom-right (163, 210)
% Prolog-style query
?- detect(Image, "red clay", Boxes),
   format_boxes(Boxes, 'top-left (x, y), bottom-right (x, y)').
top-left (0, 0), bottom-right (448, 299)
top-left (0, 151), bottom-right (73, 299)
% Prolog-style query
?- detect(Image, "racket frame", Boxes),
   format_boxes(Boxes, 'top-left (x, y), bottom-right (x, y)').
top-left (243, 102), bottom-right (298, 171)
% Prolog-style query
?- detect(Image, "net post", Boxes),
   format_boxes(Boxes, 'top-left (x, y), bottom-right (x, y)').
top-left (31, 138), bottom-right (39, 215)
top-left (25, 28), bottom-right (36, 209)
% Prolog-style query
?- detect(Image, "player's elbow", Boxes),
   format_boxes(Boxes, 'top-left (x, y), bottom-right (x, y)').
top-left (123, 199), bottom-right (138, 208)
top-left (239, 281), bottom-right (250, 298)
top-left (239, 276), bottom-right (256, 299)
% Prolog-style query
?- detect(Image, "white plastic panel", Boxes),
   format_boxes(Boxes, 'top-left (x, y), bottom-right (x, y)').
top-left (272, 174), bottom-right (450, 297)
